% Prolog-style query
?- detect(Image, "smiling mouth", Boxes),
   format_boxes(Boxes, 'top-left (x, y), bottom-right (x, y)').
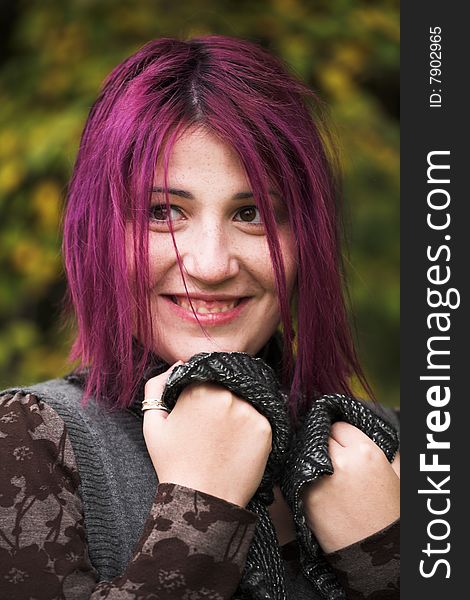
top-left (166, 295), bottom-right (244, 314)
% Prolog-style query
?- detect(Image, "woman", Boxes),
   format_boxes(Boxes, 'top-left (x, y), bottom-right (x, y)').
top-left (0, 36), bottom-right (399, 599)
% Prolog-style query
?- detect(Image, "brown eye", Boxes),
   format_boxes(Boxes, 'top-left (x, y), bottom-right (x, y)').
top-left (150, 204), bottom-right (183, 222)
top-left (235, 206), bottom-right (262, 224)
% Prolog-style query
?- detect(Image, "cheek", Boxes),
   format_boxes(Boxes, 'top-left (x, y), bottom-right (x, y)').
top-left (244, 231), bottom-right (297, 296)
top-left (243, 241), bottom-right (277, 292)
top-left (125, 230), bottom-right (165, 288)
top-left (126, 226), bottom-right (181, 295)
top-left (147, 238), bottom-right (175, 285)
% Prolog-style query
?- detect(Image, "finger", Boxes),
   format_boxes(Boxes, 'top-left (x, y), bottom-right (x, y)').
top-left (144, 361), bottom-right (184, 400)
top-left (143, 407), bottom-right (169, 424)
top-left (330, 421), bottom-right (372, 448)
top-left (143, 406), bottom-right (169, 439)
top-left (327, 436), bottom-right (345, 461)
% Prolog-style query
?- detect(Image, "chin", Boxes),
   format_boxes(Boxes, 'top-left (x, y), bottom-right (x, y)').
top-left (160, 337), bottom-right (256, 364)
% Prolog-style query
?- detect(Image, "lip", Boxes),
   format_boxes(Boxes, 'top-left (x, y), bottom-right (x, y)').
top-left (160, 294), bottom-right (252, 325)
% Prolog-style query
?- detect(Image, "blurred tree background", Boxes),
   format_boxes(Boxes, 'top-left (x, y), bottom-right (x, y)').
top-left (0, 0), bottom-right (399, 405)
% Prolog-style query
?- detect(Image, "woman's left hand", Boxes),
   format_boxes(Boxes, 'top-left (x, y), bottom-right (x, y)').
top-left (302, 422), bottom-right (400, 554)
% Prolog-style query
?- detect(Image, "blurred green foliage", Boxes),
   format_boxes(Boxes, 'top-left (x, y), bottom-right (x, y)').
top-left (0, 0), bottom-right (399, 405)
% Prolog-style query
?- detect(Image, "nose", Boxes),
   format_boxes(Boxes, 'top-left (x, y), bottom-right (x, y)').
top-left (181, 226), bottom-right (240, 285)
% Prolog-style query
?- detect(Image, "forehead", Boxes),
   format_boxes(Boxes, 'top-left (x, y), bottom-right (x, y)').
top-left (154, 127), bottom-right (251, 191)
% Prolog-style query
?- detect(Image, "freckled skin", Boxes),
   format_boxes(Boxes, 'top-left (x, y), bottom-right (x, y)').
top-left (130, 126), bottom-right (297, 364)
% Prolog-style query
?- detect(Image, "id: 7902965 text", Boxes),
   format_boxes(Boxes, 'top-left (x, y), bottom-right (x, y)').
top-left (429, 26), bottom-right (442, 108)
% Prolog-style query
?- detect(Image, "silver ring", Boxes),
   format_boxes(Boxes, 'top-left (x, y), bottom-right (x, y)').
top-left (142, 398), bottom-right (170, 413)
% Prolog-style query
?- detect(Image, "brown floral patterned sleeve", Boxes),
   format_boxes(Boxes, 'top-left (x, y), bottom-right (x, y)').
top-left (0, 392), bottom-right (257, 600)
top-left (326, 520), bottom-right (400, 599)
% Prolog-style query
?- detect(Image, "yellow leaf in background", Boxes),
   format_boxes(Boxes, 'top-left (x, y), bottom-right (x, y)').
top-left (374, 145), bottom-right (399, 175)
top-left (280, 34), bottom-right (309, 70)
top-left (39, 68), bottom-right (70, 97)
top-left (0, 160), bottom-right (25, 194)
top-left (335, 44), bottom-right (366, 74)
top-left (273, 0), bottom-right (304, 19)
top-left (11, 240), bottom-right (42, 274)
top-left (355, 9), bottom-right (400, 41)
top-left (0, 321), bottom-right (39, 366)
top-left (32, 180), bottom-right (62, 231)
top-left (55, 24), bottom-right (85, 63)
top-left (320, 65), bottom-right (354, 99)
top-left (357, 131), bottom-right (399, 175)
top-left (349, 374), bottom-right (371, 402)
top-left (187, 25), bottom-right (212, 39)
top-left (11, 240), bottom-right (60, 284)
top-left (0, 130), bottom-right (20, 158)
top-left (22, 346), bottom-right (71, 383)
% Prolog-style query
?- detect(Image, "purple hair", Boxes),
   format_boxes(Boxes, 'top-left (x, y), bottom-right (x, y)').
top-left (62, 35), bottom-right (370, 418)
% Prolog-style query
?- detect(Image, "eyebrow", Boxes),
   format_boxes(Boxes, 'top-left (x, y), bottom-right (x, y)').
top-left (151, 186), bottom-right (281, 201)
top-left (152, 186), bottom-right (193, 199)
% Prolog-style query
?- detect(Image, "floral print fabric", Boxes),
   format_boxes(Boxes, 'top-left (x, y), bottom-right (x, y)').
top-left (0, 392), bottom-right (256, 599)
top-left (0, 390), bottom-right (399, 599)
top-left (327, 519), bottom-right (400, 599)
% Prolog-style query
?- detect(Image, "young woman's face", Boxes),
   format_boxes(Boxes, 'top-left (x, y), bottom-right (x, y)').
top-left (138, 127), bottom-right (297, 364)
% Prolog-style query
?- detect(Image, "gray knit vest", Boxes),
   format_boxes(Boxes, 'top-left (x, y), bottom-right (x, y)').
top-left (5, 378), bottom-right (157, 581)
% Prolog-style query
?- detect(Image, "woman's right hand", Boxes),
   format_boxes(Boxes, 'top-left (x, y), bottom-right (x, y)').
top-left (142, 364), bottom-right (273, 507)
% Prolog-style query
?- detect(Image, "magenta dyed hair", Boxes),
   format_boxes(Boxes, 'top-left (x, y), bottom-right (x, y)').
top-left (63, 35), bottom-right (370, 416)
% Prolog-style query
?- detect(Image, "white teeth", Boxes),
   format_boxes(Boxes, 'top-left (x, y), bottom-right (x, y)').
top-left (173, 298), bottom-right (238, 313)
